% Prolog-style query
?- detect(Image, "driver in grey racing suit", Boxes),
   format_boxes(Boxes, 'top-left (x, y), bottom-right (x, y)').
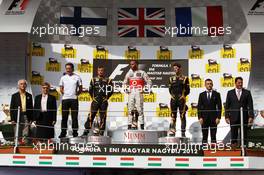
top-left (123, 60), bottom-right (152, 130)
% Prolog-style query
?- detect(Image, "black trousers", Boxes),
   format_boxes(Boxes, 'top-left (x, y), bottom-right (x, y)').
top-left (84, 100), bottom-right (108, 132)
top-left (230, 122), bottom-right (249, 145)
top-left (201, 118), bottom-right (217, 143)
top-left (61, 99), bottom-right (79, 135)
top-left (170, 98), bottom-right (187, 133)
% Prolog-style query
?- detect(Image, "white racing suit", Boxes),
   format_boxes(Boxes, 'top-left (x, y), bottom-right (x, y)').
top-left (123, 69), bottom-right (152, 128)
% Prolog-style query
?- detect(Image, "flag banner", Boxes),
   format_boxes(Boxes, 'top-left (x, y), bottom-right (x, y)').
top-left (118, 8), bottom-right (165, 37)
top-left (60, 6), bottom-right (107, 36)
top-left (175, 6), bottom-right (223, 37)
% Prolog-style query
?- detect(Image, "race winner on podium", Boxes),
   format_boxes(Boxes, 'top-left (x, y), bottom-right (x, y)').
top-left (168, 63), bottom-right (190, 137)
top-left (123, 60), bottom-right (152, 130)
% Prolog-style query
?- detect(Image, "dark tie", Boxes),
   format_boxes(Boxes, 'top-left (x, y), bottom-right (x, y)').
top-left (207, 91), bottom-right (211, 101)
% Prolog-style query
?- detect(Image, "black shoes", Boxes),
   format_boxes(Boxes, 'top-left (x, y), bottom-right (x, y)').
top-left (58, 133), bottom-right (66, 138)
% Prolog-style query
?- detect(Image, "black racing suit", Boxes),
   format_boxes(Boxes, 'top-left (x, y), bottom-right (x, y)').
top-left (84, 76), bottom-right (113, 135)
top-left (168, 75), bottom-right (190, 136)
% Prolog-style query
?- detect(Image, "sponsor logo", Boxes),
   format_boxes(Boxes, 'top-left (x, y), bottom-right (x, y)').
top-left (190, 74), bottom-right (203, 88)
top-left (93, 45), bottom-right (108, 59)
top-left (61, 44), bottom-right (77, 58)
top-left (220, 73), bottom-right (234, 87)
top-left (49, 86), bottom-right (60, 100)
top-left (238, 58), bottom-right (251, 72)
top-left (5, 0), bottom-right (29, 15)
top-left (77, 59), bottom-right (92, 73)
top-left (188, 103), bottom-right (198, 117)
top-left (156, 46), bottom-right (172, 60)
top-left (143, 92), bottom-right (156, 103)
top-left (32, 43), bottom-right (45, 56)
top-left (124, 106), bottom-right (128, 117)
top-left (124, 131), bottom-right (146, 141)
top-left (220, 44), bottom-right (236, 58)
top-left (249, 0), bottom-right (264, 15)
top-left (46, 57), bottom-right (61, 72)
top-left (78, 88), bottom-right (92, 102)
top-left (31, 71), bottom-right (44, 85)
top-left (109, 92), bottom-right (124, 102)
top-left (125, 46), bottom-right (140, 60)
top-left (205, 59), bottom-right (220, 73)
top-left (188, 45), bottom-right (204, 59)
top-left (156, 103), bottom-right (170, 117)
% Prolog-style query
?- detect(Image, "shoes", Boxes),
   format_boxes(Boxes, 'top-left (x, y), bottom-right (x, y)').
top-left (181, 132), bottom-right (186, 138)
top-left (58, 134), bottom-right (66, 138)
top-left (168, 129), bottom-right (176, 137)
top-left (82, 131), bottom-right (89, 137)
top-left (73, 132), bottom-right (78, 137)
top-left (140, 124), bottom-right (144, 130)
top-left (128, 125), bottom-right (132, 130)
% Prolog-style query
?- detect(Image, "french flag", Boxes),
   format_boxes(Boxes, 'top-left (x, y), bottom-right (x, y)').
top-left (175, 6), bottom-right (223, 37)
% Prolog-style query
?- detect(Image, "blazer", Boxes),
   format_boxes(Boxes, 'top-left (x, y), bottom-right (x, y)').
top-left (10, 92), bottom-right (33, 122)
top-left (225, 88), bottom-right (254, 123)
top-left (198, 90), bottom-right (222, 120)
top-left (33, 94), bottom-right (57, 123)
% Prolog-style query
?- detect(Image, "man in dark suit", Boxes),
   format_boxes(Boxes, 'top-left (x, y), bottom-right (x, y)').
top-left (198, 79), bottom-right (222, 143)
top-left (33, 82), bottom-right (57, 141)
top-left (225, 77), bottom-right (254, 147)
top-left (10, 79), bottom-right (33, 144)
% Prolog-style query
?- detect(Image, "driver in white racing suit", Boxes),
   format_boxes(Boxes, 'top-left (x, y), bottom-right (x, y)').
top-left (123, 60), bottom-right (152, 130)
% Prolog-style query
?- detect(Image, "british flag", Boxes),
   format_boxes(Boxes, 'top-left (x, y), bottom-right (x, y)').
top-left (118, 8), bottom-right (165, 37)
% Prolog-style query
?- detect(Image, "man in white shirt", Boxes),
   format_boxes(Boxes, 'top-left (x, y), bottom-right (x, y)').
top-left (59, 63), bottom-right (82, 138)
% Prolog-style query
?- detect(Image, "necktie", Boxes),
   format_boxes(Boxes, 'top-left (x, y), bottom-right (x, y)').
top-left (237, 90), bottom-right (241, 100)
top-left (207, 91), bottom-right (211, 101)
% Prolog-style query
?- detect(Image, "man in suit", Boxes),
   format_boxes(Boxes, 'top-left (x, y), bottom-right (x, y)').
top-left (32, 82), bottom-right (57, 141)
top-left (10, 79), bottom-right (33, 144)
top-left (198, 79), bottom-right (222, 143)
top-left (225, 77), bottom-right (254, 147)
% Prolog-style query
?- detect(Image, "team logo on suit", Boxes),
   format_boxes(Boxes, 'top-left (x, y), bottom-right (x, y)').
top-left (32, 43), bottom-right (45, 56)
top-left (77, 59), bottom-right (92, 73)
top-left (188, 45), bottom-right (204, 59)
top-left (125, 46), bottom-right (140, 60)
top-left (31, 71), bottom-right (44, 85)
top-left (46, 57), bottom-right (61, 72)
top-left (220, 73), bottom-right (234, 87)
top-left (190, 74), bottom-right (203, 88)
top-left (206, 59), bottom-right (220, 73)
top-left (157, 46), bottom-right (172, 60)
top-left (221, 44), bottom-right (236, 58)
top-left (238, 58), bottom-right (251, 72)
top-left (93, 45), bottom-right (108, 59)
top-left (61, 44), bottom-right (76, 58)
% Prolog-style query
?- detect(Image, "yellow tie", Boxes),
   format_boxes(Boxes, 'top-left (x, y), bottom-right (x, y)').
top-left (20, 93), bottom-right (26, 112)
